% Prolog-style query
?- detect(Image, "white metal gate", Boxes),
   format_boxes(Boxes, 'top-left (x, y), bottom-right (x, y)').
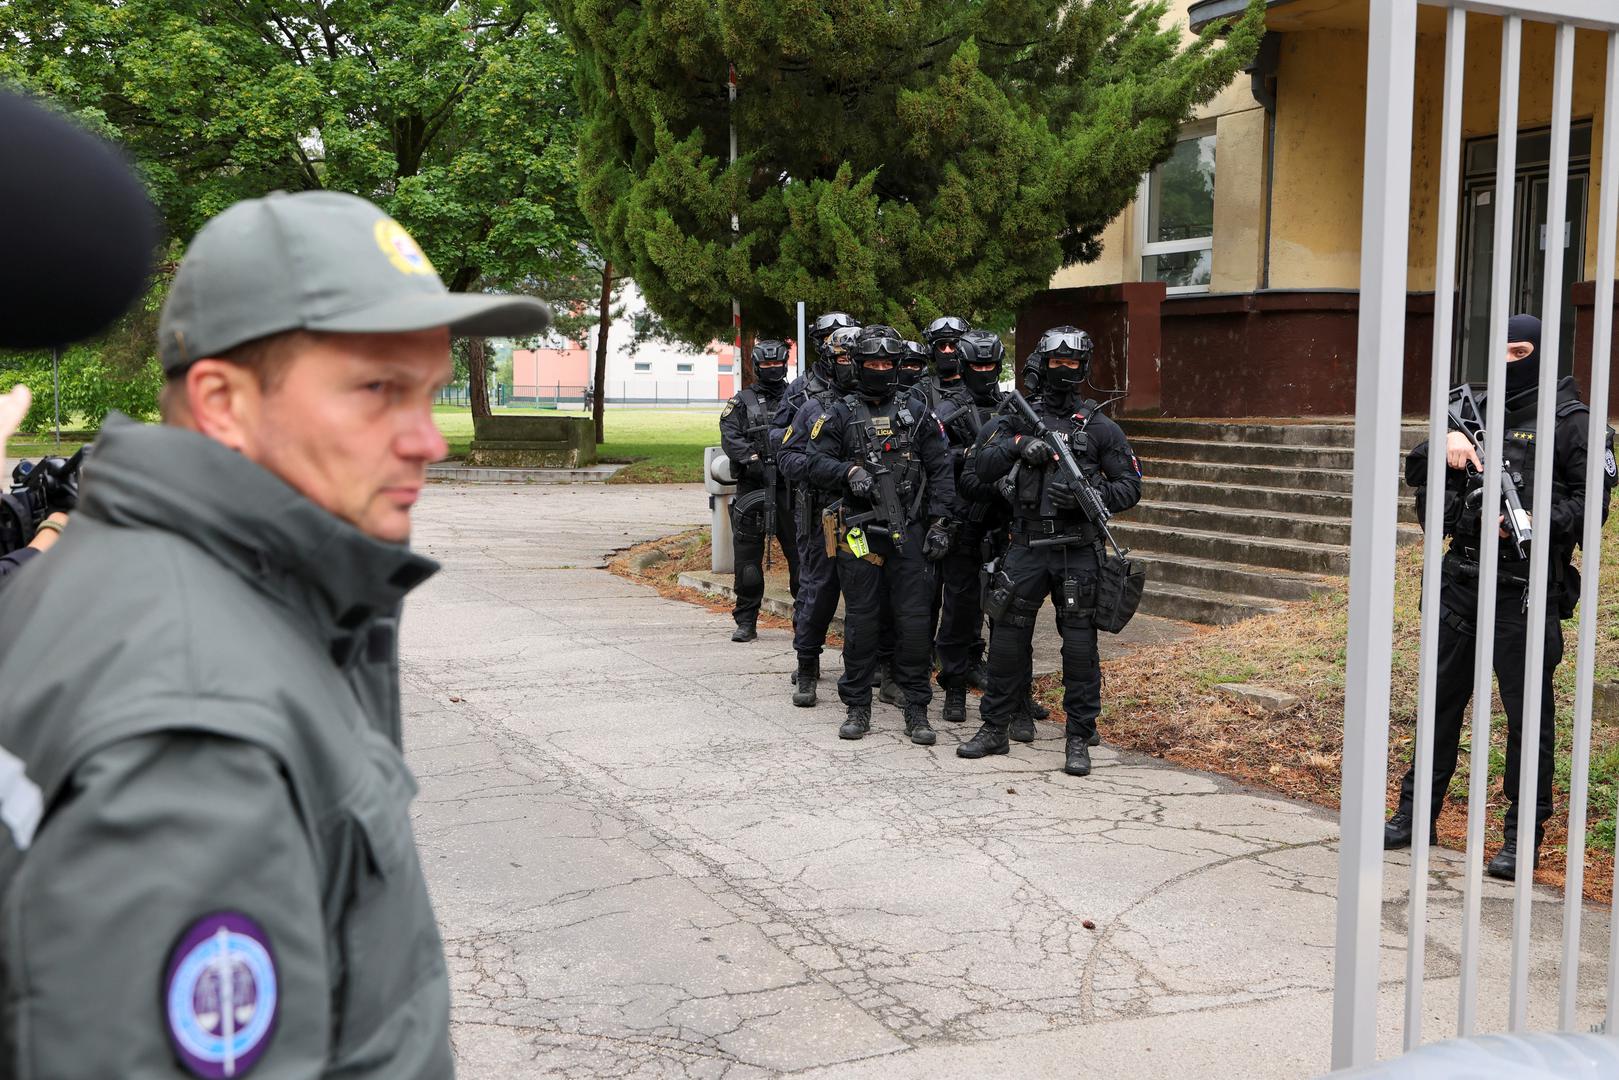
top-left (1338, 0), bottom-right (1619, 1068)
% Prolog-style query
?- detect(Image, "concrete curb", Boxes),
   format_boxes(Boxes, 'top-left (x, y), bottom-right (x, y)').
top-left (678, 570), bottom-right (844, 634)
top-left (428, 463), bottom-right (626, 484)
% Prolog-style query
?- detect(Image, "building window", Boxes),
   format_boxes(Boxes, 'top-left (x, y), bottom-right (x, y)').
top-left (1139, 127), bottom-right (1216, 294)
top-left (633, 361), bottom-right (651, 373)
top-left (677, 362), bottom-right (694, 373)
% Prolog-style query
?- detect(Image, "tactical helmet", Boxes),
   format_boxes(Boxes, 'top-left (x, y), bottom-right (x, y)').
top-left (959, 329), bottom-right (1005, 399)
top-left (924, 315), bottom-right (970, 379)
top-left (898, 340), bottom-right (929, 389)
top-left (825, 325), bottom-right (862, 391)
top-left (1036, 325), bottom-right (1093, 394)
top-left (852, 327), bottom-right (904, 399)
top-left (751, 338), bottom-right (790, 385)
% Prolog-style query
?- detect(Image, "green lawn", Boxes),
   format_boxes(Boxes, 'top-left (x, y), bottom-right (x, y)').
top-left (433, 406), bottom-right (717, 483)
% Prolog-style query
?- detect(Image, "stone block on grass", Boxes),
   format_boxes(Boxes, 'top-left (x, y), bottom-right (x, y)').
top-left (468, 415), bottom-right (597, 468)
top-left (1214, 682), bottom-right (1300, 715)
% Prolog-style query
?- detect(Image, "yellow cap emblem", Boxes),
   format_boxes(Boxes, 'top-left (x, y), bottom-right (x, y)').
top-left (374, 218), bottom-right (436, 276)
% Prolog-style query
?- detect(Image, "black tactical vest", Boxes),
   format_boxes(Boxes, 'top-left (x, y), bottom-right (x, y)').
top-left (1015, 398), bottom-right (1101, 524)
top-left (845, 395), bottom-right (927, 525)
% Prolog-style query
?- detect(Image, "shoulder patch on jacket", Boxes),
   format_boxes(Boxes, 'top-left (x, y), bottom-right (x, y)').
top-left (782, 425), bottom-right (794, 445)
top-left (810, 414), bottom-right (828, 440)
top-left (720, 398), bottom-right (738, 419)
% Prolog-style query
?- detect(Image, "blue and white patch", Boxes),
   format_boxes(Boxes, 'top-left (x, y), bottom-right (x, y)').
top-left (1605, 447), bottom-right (1616, 479)
top-left (164, 912), bottom-right (278, 1078)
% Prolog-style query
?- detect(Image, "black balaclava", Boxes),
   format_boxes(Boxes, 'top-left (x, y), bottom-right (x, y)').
top-left (825, 327), bottom-right (862, 392)
top-left (1037, 326), bottom-right (1091, 406)
top-left (898, 342), bottom-right (928, 389)
top-left (959, 332), bottom-right (1004, 404)
top-left (924, 316), bottom-right (970, 381)
top-left (854, 329), bottom-right (902, 401)
top-left (752, 339), bottom-right (790, 394)
top-left (1505, 313), bottom-right (1542, 396)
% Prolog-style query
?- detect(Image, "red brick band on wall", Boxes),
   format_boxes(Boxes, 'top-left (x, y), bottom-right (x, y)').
top-left (1018, 287), bottom-right (1450, 418)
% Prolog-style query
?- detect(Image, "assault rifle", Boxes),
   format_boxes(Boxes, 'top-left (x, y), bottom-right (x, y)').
top-left (1447, 383), bottom-right (1532, 560)
top-left (1004, 391), bottom-right (1125, 558)
top-left (844, 406), bottom-right (910, 547)
top-left (743, 419), bottom-right (778, 569)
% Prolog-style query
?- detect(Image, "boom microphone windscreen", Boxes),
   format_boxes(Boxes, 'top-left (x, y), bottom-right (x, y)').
top-left (0, 92), bottom-right (160, 349)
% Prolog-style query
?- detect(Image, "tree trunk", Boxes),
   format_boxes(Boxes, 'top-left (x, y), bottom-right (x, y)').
top-left (592, 261), bottom-right (613, 445)
top-left (467, 337), bottom-right (491, 420)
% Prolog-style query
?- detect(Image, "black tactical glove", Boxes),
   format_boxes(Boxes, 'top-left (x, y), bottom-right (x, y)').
top-left (923, 519), bottom-right (952, 561)
top-left (743, 454), bottom-right (764, 480)
top-left (847, 465), bottom-right (875, 497)
top-left (1017, 437), bottom-right (1054, 467)
top-left (1049, 476), bottom-right (1081, 510)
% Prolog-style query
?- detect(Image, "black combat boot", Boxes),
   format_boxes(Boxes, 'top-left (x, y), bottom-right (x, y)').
top-left (792, 659), bottom-right (819, 708)
top-left (1024, 693), bottom-right (1050, 722)
top-left (1063, 737), bottom-right (1091, 777)
top-left (1007, 702), bottom-right (1036, 744)
top-left (942, 684), bottom-right (968, 724)
top-left (966, 659), bottom-right (990, 691)
top-left (839, 704), bottom-right (871, 740)
top-left (879, 666), bottom-right (900, 706)
top-left (956, 722), bottom-right (1010, 758)
top-left (731, 617), bottom-right (757, 643)
top-left (1486, 819), bottom-right (1545, 882)
top-left (903, 704), bottom-right (936, 746)
top-left (1087, 729), bottom-right (1102, 748)
top-left (1382, 808), bottom-right (1438, 850)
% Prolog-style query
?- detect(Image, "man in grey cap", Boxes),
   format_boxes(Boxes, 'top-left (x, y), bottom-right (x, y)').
top-left (0, 190), bottom-right (548, 1078)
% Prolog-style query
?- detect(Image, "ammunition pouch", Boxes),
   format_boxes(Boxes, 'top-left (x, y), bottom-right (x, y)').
top-left (1093, 550), bottom-right (1146, 634)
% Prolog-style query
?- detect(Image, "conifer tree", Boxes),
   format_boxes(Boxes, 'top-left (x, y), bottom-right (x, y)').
top-left (552, 0), bottom-right (1264, 345)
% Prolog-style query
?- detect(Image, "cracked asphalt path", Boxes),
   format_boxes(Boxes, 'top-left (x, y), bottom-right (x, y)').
top-left (403, 483), bottom-right (1612, 1078)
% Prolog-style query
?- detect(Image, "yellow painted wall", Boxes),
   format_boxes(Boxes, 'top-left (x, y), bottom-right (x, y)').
top-left (1058, 5), bottom-right (1616, 297)
top-left (1268, 17), bottom-right (1611, 292)
top-left (1052, 0), bottom-right (1267, 292)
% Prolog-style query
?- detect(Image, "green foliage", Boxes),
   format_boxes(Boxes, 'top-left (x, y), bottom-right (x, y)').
top-left (0, 0), bottom-right (595, 295)
top-left (552, 0), bottom-right (1265, 342)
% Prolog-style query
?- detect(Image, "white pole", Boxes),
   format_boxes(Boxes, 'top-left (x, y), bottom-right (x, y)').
top-left (798, 301), bottom-right (807, 378)
top-left (1405, 7), bottom-right (1467, 1050)
top-left (1332, 0), bottom-right (1416, 1067)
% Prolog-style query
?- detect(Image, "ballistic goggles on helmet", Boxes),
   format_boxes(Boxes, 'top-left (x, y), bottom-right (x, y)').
top-left (901, 341), bottom-right (929, 365)
top-left (1038, 329), bottom-right (1092, 358)
top-left (923, 315), bottom-right (970, 344)
top-left (855, 336), bottom-right (906, 361)
top-left (822, 326), bottom-right (862, 362)
top-left (811, 311), bottom-right (857, 343)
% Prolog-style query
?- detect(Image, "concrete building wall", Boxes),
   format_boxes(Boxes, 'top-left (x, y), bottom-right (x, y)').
top-left (1052, 0), bottom-right (1269, 294)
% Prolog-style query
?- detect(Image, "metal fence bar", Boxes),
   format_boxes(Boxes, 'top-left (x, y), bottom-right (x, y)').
top-left (1567, 28), bottom-right (1619, 1032)
top-left (1332, 0), bottom-right (1418, 1067)
top-left (1507, 19), bottom-right (1575, 1031)
top-left (1458, 11), bottom-right (1521, 1037)
top-left (1405, 6), bottom-right (1469, 1050)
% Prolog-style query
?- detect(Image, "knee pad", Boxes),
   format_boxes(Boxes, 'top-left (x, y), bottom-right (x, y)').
top-left (736, 562), bottom-right (764, 593)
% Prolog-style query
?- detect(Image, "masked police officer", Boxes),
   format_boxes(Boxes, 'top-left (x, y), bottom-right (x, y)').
top-left (1387, 314), bottom-right (1616, 879)
top-left (797, 326), bottom-right (956, 744)
top-left (721, 338), bottom-right (801, 642)
top-left (0, 190), bottom-right (552, 1077)
top-left (958, 326), bottom-right (1142, 775)
top-left (777, 317), bottom-right (862, 706)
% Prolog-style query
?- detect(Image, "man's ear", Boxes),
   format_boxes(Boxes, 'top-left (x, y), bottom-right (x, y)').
top-left (184, 360), bottom-right (261, 453)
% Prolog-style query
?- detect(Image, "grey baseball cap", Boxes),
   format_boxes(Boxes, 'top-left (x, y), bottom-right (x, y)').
top-left (158, 190), bottom-right (551, 373)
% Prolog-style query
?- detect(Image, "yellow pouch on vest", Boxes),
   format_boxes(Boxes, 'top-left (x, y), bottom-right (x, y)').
top-left (846, 527), bottom-right (870, 559)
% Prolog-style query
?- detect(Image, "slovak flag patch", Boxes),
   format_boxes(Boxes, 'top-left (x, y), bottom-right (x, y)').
top-left (1131, 454), bottom-right (1142, 477)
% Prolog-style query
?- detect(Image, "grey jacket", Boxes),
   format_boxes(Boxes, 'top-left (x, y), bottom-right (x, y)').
top-left (0, 417), bottom-right (452, 1079)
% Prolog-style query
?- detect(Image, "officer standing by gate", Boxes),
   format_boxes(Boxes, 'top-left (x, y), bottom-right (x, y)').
top-left (721, 339), bottom-right (800, 642)
top-left (777, 316), bottom-right (861, 706)
top-left (1386, 314), bottom-right (1615, 880)
top-left (797, 326), bottom-right (956, 744)
top-left (958, 327), bottom-right (1142, 775)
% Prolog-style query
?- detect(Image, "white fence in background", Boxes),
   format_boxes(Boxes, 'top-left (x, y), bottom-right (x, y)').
top-left (1337, 0), bottom-right (1618, 1070)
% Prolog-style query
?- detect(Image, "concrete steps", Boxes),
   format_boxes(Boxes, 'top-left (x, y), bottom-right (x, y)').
top-left (1110, 417), bottom-right (1425, 624)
